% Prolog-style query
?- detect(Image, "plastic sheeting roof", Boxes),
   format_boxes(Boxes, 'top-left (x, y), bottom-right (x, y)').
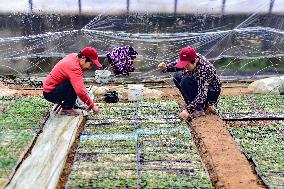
top-left (0, 0), bottom-right (283, 15)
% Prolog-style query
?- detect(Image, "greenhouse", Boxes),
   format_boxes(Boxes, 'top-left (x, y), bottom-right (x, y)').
top-left (0, 0), bottom-right (284, 189)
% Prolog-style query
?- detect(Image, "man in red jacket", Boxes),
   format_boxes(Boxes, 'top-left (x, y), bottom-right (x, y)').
top-left (43, 47), bottom-right (101, 115)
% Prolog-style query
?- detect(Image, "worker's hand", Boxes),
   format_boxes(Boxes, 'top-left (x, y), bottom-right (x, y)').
top-left (158, 62), bottom-right (167, 72)
top-left (92, 106), bottom-right (100, 113)
top-left (179, 109), bottom-right (190, 120)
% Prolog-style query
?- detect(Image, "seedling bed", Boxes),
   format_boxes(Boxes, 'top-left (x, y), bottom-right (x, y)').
top-left (83, 123), bottom-right (135, 135)
top-left (0, 96), bottom-right (51, 187)
top-left (229, 121), bottom-right (284, 189)
top-left (217, 94), bottom-right (284, 120)
top-left (66, 100), bottom-right (212, 188)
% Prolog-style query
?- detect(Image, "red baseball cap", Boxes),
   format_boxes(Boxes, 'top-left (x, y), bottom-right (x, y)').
top-left (175, 47), bottom-right (197, 68)
top-left (80, 47), bottom-right (102, 68)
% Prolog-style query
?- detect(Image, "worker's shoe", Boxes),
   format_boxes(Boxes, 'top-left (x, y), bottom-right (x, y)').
top-left (205, 105), bottom-right (217, 115)
top-left (191, 110), bottom-right (205, 118)
top-left (61, 108), bottom-right (81, 116)
top-left (186, 110), bottom-right (205, 122)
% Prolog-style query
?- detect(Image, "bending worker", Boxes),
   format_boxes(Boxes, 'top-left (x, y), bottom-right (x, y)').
top-left (158, 47), bottom-right (221, 121)
top-left (43, 47), bottom-right (101, 115)
top-left (106, 45), bottom-right (138, 76)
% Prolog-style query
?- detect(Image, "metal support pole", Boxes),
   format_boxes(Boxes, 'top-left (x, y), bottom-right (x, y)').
top-left (127, 0), bottom-right (130, 14)
top-left (174, 0), bottom-right (178, 15)
top-left (78, 0), bottom-right (82, 15)
top-left (28, 0), bottom-right (33, 12)
top-left (269, 0), bottom-right (275, 15)
top-left (221, 0), bottom-right (226, 15)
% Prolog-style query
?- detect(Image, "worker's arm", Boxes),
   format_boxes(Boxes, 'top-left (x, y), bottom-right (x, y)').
top-left (178, 80), bottom-right (208, 121)
top-left (69, 68), bottom-right (98, 111)
top-left (158, 61), bottom-right (183, 72)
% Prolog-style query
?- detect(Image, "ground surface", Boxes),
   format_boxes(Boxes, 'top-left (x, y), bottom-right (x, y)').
top-left (0, 81), bottom-right (266, 189)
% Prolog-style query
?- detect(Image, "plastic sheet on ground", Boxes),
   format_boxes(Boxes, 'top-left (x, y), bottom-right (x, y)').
top-left (0, 83), bottom-right (15, 96)
top-left (5, 113), bottom-right (83, 189)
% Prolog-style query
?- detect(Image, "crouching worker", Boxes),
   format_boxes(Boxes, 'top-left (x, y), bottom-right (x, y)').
top-left (43, 47), bottom-right (101, 115)
top-left (158, 47), bottom-right (221, 121)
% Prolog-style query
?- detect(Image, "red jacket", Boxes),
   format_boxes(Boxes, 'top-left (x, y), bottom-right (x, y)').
top-left (43, 53), bottom-right (94, 109)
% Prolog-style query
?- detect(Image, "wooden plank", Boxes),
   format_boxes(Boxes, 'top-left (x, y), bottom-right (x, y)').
top-left (5, 113), bottom-right (83, 189)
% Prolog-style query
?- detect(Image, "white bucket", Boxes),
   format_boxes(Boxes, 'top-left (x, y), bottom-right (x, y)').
top-left (95, 70), bottom-right (111, 83)
top-left (128, 84), bottom-right (144, 101)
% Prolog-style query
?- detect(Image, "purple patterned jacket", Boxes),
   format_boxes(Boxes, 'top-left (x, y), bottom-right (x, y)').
top-left (166, 53), bottom-right (221, 113)
top-left (106, 45), bottom-right (138, 76)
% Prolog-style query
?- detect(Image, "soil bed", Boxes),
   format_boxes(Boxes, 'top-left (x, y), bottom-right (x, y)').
top-left (191, 115), bottom-right (265, 189)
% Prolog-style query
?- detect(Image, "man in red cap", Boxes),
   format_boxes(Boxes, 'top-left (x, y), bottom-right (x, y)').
top-left (158, 47), bottom-right (221, 121)
top-left (43, 47), bottom-right (102, 115)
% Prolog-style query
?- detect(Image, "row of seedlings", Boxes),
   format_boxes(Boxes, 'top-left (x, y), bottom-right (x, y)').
top-left (216, 94), bottom-right (284, 120)
top-left (0, 96), bottom-right (51, 187)
top-left (66, 99), bottom-right (212, 188)
top-left (67, 102), bottom-right (138, 188)
top-left (137, 100), bottom-right (212, 188)
top-left (248, 95), bottom-right (284, 118)
top-left (228, 121), bottom-right (284, 189)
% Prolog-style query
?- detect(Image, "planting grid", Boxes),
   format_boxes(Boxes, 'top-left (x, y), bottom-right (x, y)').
top-left (216, 94), bottom-right (284, 120)
top-left (0, 96), bottom-right (51, 186)
top-left (66, 100), bottom-right (212, 189)
top-left (229, 121), bottom-right (284, 189)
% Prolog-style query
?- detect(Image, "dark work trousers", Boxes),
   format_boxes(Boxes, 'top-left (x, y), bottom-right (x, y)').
top-left (173, 71), bottom-right (220, 111)
top-left (43, 80), bottom-right (77, 110)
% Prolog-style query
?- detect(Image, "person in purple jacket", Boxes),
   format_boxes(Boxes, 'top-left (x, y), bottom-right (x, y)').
top-left (158, 47), bottom-right (221, 121)
top-left (106, 45), bottom-right (138, 76)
